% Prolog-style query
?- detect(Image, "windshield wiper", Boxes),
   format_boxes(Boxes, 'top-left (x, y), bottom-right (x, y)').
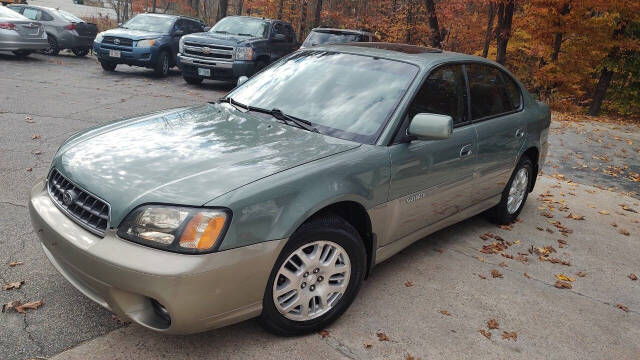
top-left (221, 98), bottom-right (318, 133)
top-left (237, 33), bottom-right (254, 37)
top-left (213, 30), bottom-right (229, 34)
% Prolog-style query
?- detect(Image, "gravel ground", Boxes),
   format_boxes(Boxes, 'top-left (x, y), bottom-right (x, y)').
top-left (1, 52), bottom-right (638, 360)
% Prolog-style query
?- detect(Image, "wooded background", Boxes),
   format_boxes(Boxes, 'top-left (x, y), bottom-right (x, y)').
top-left (107, 0), bottom-right (640, 117)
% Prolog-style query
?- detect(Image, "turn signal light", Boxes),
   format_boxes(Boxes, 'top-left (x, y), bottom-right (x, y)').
top-left (179, 212), bottom-right (227, 250)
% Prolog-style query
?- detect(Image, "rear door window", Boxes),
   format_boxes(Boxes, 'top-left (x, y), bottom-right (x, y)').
top-left (408, 64), bottom-right (469, 126)
top-left (466, 64), bottom-right (520, 119)
top-left (22, 8), bottom-right (41, 21)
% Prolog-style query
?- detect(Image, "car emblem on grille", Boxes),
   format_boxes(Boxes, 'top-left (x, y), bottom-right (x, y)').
top-left (62, 190), bottom-right (77, 206)
top-left (201, 47), bottom-right (212, 54)
top-left (113, 38), bottom-right (120, 45)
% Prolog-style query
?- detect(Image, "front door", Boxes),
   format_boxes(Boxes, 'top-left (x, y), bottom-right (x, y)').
top-left (386, 64), bottom-right (477, 244)
top-left (466, 64), bottom-right (526, 203)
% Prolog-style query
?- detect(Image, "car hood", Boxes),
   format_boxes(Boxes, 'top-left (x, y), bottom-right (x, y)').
top-left (101, 28), bottom-right (165, 40)
top-left (182, 32), bottom-right (263, 46)
top-left (52, 103), bottom-right (360, 226)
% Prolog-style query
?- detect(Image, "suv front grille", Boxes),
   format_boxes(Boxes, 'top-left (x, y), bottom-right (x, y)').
top-left (102, 36), bottom-right (133, 47)
top-left (182, 42), bottom-right (234, 60)
top-left (47, 169), bottom-right (110, 237)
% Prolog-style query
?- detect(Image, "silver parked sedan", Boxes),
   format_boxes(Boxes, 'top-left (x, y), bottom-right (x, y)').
top-left (0, 5), bottom-right (47, 57)
top-left (8, 4), bottom-right (97, 56)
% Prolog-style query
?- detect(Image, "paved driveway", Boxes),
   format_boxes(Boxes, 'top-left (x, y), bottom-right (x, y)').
top-left (1, 53), bottom-right (638, 360)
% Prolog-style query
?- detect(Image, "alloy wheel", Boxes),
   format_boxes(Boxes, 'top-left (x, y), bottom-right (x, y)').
top-left (507, 167), bottom-right (529, 214)
top-left (273, 240), bottom-right (351, 321)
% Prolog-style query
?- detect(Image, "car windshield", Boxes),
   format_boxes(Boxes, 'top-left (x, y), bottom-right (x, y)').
top-left (228, 51), bottom-right (419, 144)
top-left (0, 6), bottom-right (26, 19)
top-left (56, 9), bottom-right (83, 23)
top-left (302, 31), bottom-right (364, 47)
top-left (209, 17), bottom-right (268, 37)
top-left (121, 14), bottom-right (173, 33)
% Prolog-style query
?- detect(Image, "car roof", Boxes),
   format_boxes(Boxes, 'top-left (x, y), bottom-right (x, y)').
top-left (312, 42), bottom-right (501, 68)
top-left (311, 27), bottom-right (373, 35)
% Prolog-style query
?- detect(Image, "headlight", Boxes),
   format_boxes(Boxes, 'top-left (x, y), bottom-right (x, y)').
top-left (179, 36), bottom-right (185, 54)
top-left (234, 47), bottom-right (253, 61)
top-left (94, 32), bottom-right (104, 43)
top-left (136, 38), bottom-right (157, 47)
top-left (117, 205), bottom-right (231, 254)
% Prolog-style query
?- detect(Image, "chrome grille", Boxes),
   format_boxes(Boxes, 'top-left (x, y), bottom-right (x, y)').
top-left (102, 36), bottom-right (133, 47)
top-left (183, 42), bottom-right (234, 61)
top-left (47, 169), bottom-right (110, 236)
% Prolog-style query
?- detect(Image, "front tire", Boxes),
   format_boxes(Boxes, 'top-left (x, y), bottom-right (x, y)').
top-left (183, 75), bottom-right (203, 85)
top-left (100, 61), bottom-right (117, 72)
top-left (486, 156), bottom-right (533, 224)
top-left (153, 51), bottom-right (170, 77)
top-left (72, 48), bottom-right (89, 57)
top-left (42, 35), bottom-right (59, 56)
top-left (12, 50), bottom-right (31, 58)
top-left (260, 215), bottom-right (366, 336)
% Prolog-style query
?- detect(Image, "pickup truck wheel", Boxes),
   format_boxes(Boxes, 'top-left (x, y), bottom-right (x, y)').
top-left (72, 48), bottom-right (89, 57)
top-left (41, 35), bottom-right (59, 56)
top-left (100, 61), bottom-right (117, 72)
top-left (183, 75), bottom-right (203, 85)
top-left (12, 50), bottom-right (31, 58)
top-left (260, 215), bottom-right (366, 336)
top-left (486, 156), bottom-right (533, 225)
top-left (154, 51), bottom-right (170, 77)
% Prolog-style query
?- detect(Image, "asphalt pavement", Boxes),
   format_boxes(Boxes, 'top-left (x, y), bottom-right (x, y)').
top-left (1, 52), bottom-right (639, 360)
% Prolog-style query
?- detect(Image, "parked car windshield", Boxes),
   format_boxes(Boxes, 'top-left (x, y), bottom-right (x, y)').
top-left (56, 9), bottom-right (83, 23)
top-left (302, 31), bottom-right (364, 47)
top-left (228, 51), bottom-right (418, 144)
top-left (0, 6), bottom-right (26, 19)
top-left (210, 17), bottom-right (268, 37)
top-left (121, 14), bottom-right (174, 33)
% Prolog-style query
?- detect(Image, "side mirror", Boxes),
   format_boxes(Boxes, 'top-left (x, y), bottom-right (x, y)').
top-left (117, 22), bottom-right (122, 27)
top-left (237, 76), bottom-right (249, 87)
top-left (408, 113), bottom-right (453, 141)
top-left (273, 33), bottom-right (286, 42)
top-left (174, 29), bottom-right (184, 37)
top-left (203, 26), bottom-right (211, 32)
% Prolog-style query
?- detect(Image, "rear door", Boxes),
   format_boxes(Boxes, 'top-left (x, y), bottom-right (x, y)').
top-left (385, 64), bottom-right (476, 245)
top-left (466, 63), bottom-right (526, 203)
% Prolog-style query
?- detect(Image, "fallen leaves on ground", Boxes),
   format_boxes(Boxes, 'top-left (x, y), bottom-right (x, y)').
top-left (618, 229), bottom-right (630, 236)
top-left (629, 273), bottom-right (638, 281)
top-left (598, 210), bottom-right (610, 215)
top-left (376, 332), bottom-right (389, 341)
top-left (8, 261), bottom-right (23, 267)
top-left (524, 273), bottom-right (531, 278)
top-left (491, 269), bottom-right (503, 278)
top-left (487, 319), bottom-right (499, 329)
top-left (364, 343), bottom-right (372, 349)
top-left (620, 204), bottom-right (638, 213)
top-left (616, 304), bottom-right (629, 312)
top-left (2, 300), bottom-right (44, 313)
top-left (24, 116), bottom-right (34, 123)
top-left (476, 273), bottom-right (487, 280)
top-left (479, 329), bottom-right (492, 339)
top-left (565, 213), bottom-right (585, 220)
top-left (406, 355), bottom-right (415, 360)
top-left (502, 331), bottom-right (518, 341)
top-left (554, 280), bottom-right (572, 289)
top-left (440, 309), bottom-right (451, 316)
top-left (576, 271), bottom-right (587, 277)
top-left (31, 134), bottom-right (40, 140)
top-left (2, 281), bottom-right (24, 290)
top-left (318, 330), bottom-right (330, 338)
top-left (555, 274), bottom-right (576, 282)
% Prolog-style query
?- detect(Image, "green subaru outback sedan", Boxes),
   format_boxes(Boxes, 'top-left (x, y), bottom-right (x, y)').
top-left (29, 43), bottom-right (550, 335)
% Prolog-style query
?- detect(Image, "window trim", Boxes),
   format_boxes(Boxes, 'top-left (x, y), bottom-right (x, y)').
top-left (465, 61), bottom-right (524, 124)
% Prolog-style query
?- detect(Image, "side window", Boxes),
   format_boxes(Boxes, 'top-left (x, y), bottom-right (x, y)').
top-left (502, 73), bottom-right (522, 110)
top-left (466, 64), bottom-right (516, 119)
top-left (22, 8), bottom-right (40, 20)
top-left (174, 19), bottom-right (187, 33)
top-left (41, 11), bottom-right (54, 21)
top-left (408, 65), bottom-right (468, 126)
top-left (187, 20), bottom-right (203, 33)
top-left (285, 24), bottom-right (295, 42)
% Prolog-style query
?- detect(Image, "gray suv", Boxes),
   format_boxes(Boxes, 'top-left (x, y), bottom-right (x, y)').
top-left (8, 4), bottom-right (97, 56)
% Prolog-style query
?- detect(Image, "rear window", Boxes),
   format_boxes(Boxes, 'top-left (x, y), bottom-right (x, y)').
top-left (56, 9), bottom-right (83, 23)
top-left (302, 31), bottom-right (366, 47)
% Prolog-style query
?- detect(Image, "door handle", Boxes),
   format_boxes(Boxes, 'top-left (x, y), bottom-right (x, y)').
top-left (515, 128), bottom-right (525, 138)
top-left (459, 144), bottom-right (473, 158)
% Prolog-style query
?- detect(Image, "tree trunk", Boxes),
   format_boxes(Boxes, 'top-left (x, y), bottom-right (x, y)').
top-left (277, 0), bottom-right (285, 19)
top-left (482, 2), bottom-right (495, 58)
top-left (550, 3), bottom-right (570, 63)
top-left (424, 0), bottom-right (442, 48)
top-left (217, 0), bottom-right (228, 22)
top-left (237, 0), bottom-right (243, 15)
top-left (297, 0), bottom-right (308, 42)
top-left (495, 0), bottom-right (514, 65)
top-left (588, 67), bottom-right (613, 116)
top-left (313, 0), bottom-right (323, 27)
top-left (406, 0), bottom-right (413, 43)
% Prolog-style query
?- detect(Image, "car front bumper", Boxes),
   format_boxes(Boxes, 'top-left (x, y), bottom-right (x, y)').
top-left (29, 178), bottom-right (286, 334)
top-left (93, 43), bottom-right (161, 68)
top-left (177, 53), bottom-right (256, 80)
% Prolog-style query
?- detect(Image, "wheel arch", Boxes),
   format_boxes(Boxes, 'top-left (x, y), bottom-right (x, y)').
top-left (520, 146), bottom-right (539, 192)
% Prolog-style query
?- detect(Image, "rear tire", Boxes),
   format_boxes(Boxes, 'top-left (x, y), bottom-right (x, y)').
top-left (100, 61), bottom-right (117, 72)
top-left (255, 59), bottom-right (267, 73)
top-left (486, 156), bottom-right (533, 225)
top-left (154, 51), bottom-right (170, 77)
top-left (260, 215), bottom-right (366, 336)
top-left (183, 75), bottom-right (203, 85)
top-left (72, 48), bottom-right (89, 57)
top-left (42, 35), bottom-right (59, 56)
top-left (12, 50), bottom-right (32, 58)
